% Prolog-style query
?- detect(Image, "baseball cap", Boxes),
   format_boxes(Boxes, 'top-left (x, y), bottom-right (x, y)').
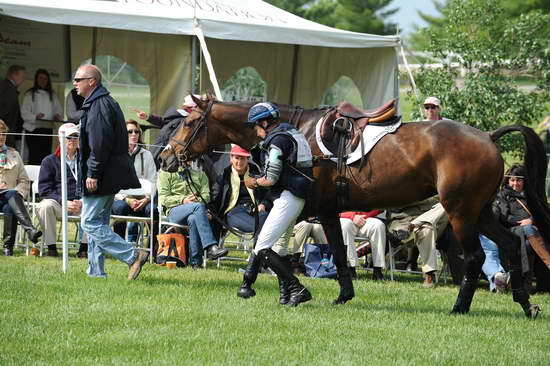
top-left (230, 144), bottom-right (250, 157)
top-left (423, 96), bottom-right (441, 107)
top-left (58, 123), bottom-right (79, 141)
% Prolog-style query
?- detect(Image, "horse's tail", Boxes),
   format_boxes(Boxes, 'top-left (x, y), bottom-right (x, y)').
top-left (490, 125), bottom-right (550, 245)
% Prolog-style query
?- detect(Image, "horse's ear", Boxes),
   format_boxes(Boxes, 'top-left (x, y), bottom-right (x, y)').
top-left (191, 94), bottom-right (207, 110)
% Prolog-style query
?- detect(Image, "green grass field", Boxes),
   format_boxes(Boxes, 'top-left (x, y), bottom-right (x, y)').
top-left (1, 253), bottom-right (549, 365)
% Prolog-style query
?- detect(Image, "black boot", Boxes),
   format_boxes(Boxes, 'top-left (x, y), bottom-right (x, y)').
top-left (46, 244), bottom-right (59, 257)
top-left (205, 244), bottom-right (229, 260)
top-left (237, 252), bottom-right (263, 299)
top-left (372, 266), bottom-right (384, 281)
top-left (8, 195), bottom-right (42, 244)
top-left (2, 213), bottom-right (16, 256)
top-left (277, 255), bottom-right (293, 305)
top-left (77, 243), bottom-right (88, 258)
top-left (260, 249), bottom-right (312, 307)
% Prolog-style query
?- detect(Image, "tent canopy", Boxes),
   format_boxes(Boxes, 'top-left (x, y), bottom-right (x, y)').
top-left (0, 0), bottom-right (399, 48)
top-left (0, 0), bottom-right (400, 113)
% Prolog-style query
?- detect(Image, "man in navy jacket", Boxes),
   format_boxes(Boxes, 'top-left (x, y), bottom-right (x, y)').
top-left (37, 123), bottom-right (87, 257)
top-left (74, 64), bottom-right (146, 279)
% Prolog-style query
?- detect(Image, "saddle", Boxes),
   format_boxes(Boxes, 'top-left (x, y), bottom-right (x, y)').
top-left (320, 98), bottom-right (397, 154)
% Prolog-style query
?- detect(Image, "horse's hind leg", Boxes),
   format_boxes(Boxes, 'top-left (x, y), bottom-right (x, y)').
top-left (449, 215), bottom-right (485, 315)
top-left (478, 206), bottom-right (541, 318)
top-left (320, 215), bottom-right (355, 305)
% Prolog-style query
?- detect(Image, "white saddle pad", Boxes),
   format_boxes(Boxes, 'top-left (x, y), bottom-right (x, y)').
top-left (315, 118), bottom-right (401, 164)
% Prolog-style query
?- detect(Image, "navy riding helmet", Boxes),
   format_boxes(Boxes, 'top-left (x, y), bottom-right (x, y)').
top-left (246, 102), bottom-right (280, 125)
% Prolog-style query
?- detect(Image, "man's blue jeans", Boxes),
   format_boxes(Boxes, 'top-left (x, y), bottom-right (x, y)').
top-left (479, 235), bottom-right (505, 291)
top-left (82, 194), bottom-right (137, 277)
top-left (168, 202), bottom-right (216, 266)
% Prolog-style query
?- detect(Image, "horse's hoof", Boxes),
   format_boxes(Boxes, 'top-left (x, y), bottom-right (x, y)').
top-left (524, 304), bottom-right (541, 319)
top-left (450, 307), bottom-right (468, 315)
top-left (332, 295), bottom-right (353, 306)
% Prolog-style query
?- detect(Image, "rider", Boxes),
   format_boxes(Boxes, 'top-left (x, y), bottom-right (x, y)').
top-left (237, 102), bottom-right (313, 307)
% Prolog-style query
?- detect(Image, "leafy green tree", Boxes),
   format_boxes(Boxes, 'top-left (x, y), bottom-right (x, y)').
top-left (265, 0), bottom-right (398, 35)
top-left (407, 0), bottom-right (550, 155)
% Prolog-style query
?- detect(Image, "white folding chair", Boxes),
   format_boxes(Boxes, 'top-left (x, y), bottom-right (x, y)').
top-left (111, 178), bottom-right (156, 263)
top-left (12, 165), bottom-right (41, 254)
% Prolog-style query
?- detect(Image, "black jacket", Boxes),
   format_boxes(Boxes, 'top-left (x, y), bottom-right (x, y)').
top-left (38, 153), bottom-right (80, 203)
top-left (210, 164), bottom-right (273, 216)
top-left (493, 187), bottom-right (530, 228)
top-left (0, 78), bottom-right (23, 133)
top-left (78, 85), bottom-right (140, 195)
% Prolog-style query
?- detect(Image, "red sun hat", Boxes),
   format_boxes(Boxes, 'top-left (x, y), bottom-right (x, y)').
top-left (230, 144), bottom-right (250, 157)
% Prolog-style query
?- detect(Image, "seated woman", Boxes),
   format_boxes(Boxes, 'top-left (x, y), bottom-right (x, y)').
top-left (209, 144), bottom-right (272, 238)
top-left (112, 120), bottom-right (157, 244)
top-left (0, 120), bottom-right (42, 256)
top-left (493, 164), bottom-right (550, 293)
top-left (21, 68), bottom-right (63, 164)
top-left (157, 160), bottom-right (228, 269)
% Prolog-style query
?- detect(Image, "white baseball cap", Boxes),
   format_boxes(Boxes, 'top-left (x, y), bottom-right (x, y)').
top-left (423, 96), bottom-right (441, 107)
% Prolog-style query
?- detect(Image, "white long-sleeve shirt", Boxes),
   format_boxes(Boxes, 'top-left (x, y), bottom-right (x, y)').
top-left (21, 89), bottom-right (63, 131)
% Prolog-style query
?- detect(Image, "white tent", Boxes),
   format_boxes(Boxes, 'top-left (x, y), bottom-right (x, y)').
top-left (0, 0), bottom-right (400, 113)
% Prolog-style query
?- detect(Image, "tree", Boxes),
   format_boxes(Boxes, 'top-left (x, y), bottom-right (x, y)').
top-left (265, 0), bottom-right (398, 35)
top-left (407, 0), bottom-right (550, 155)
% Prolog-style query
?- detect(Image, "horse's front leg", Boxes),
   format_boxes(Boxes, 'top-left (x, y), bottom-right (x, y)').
top-left (321, 215), bottom-right (355, 305)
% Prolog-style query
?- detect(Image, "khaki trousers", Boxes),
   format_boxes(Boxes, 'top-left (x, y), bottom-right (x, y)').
top-left (37, 199), bottom-right (87, 246)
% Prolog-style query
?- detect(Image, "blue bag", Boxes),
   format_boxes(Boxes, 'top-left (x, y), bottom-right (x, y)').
top-left (303, 243), bottom-right (338, 279)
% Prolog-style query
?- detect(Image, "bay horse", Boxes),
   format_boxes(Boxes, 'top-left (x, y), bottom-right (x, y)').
top-left (160, 96), bottom-right (550, 318)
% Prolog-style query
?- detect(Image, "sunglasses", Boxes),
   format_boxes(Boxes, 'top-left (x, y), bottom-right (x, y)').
top-left (66, 135), bottom-right (79, 140)
top-left (424, 105), bottom-right (438, 110)
top-left (128, 129), bottom-right (141, 135)
top-left (73, 77), bottom-right (93, 83)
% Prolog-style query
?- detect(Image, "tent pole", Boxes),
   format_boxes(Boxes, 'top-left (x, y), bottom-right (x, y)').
top-left (288, 45), bottom-right (300, 105)
top-left (191, 36), bottom-right (198, 94)
top-left (193, 22), bottom-right (223, 100)
top-left (91, 27), bottom-right (97, 65)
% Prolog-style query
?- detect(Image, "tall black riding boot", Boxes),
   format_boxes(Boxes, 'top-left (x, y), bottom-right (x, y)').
top-left (2, 213), bottom-right (16, 256)
top-left (237, 252), bottom-right (263, 299)
top-left (277, 255), bottom-right (293, 305)
top-left (260, 249), bottom-right (312, 307)
top-left (8, 195), bottom-right (42, 244)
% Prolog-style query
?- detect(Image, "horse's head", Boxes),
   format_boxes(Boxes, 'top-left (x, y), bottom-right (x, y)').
top-left (158, 95), bottom-right (260, 172)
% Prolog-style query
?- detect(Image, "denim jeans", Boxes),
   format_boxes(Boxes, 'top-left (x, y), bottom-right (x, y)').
top-left (82, 194), bottom-right (137, 277)
top-left (226, 204), bottom-right (269, 234)
top-left (112, 199), bottom-right (157, 242)
top-left (168, 202), bottom-right (216, 266)
top-left (479, 235), bottom-right (505, 291)
top-left (0, 189), bottom-right (18, 214)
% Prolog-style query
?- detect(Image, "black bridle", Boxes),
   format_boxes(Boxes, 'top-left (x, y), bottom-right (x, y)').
top-left (169, 100), bottom-right (215, 165)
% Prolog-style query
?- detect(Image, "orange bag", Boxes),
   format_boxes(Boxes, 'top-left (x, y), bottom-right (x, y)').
top-left (156, 233), bottom-right (188, 267)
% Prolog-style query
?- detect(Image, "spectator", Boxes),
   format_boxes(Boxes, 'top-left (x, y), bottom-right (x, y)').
top-left (65, 87), bottom-right (84, 123)
top-left (157, 160), bottom-right (228, 269)
top-left (340, 210), bottom-right (386, 280)
top-left (134, 94), bottom-right (199, 166)
top-left (0, 119), bottom-right (42, 256)
top-left (479, 235), bottom-right (509, 293)
top-left (74, 64), bottom-right (148, 279)
top-left (0, 65), bottom-right (26, 146)
top-left (387, 197), bottom-right (448, 288)
top-left (237, 102), bottom-right (312, 306)
top-left (423, 96), bottom-right (452, 121)
top-left (112, 120), bottom-right (157, 246)
top-left (209, 144), bottom-right (271, 239)
top-left (37, 123), bottom-right (87, 257)
top-left (21, 68), bottom-right (63, 164)
top-left (493, 164), bottom-right (550, 293)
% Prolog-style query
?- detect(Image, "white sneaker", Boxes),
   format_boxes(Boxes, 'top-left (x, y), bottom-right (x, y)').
top-left (494, 272), bottom-right (509, 294)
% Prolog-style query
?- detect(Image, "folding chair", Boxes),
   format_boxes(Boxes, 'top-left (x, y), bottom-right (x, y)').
top-left (111, 178), bottom-right (156, 263)
top-left (213, 226), bottom-right (253, 267)
top-left (12, 165), bottom-right (41, 254)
